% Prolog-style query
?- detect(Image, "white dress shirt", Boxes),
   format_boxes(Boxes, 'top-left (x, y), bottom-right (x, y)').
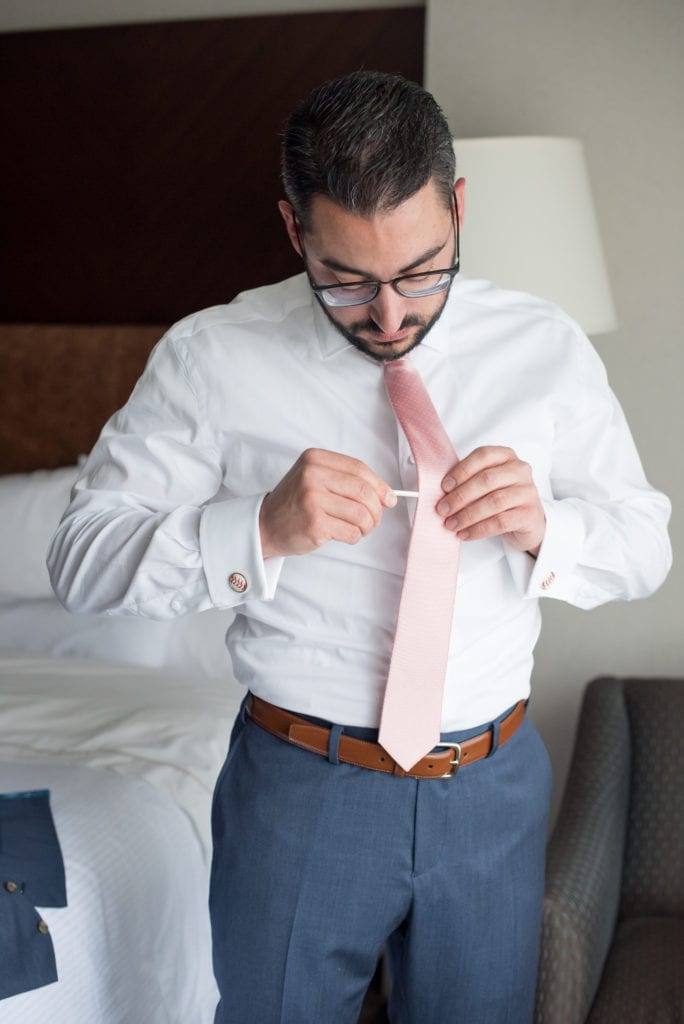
top-left (48, 273), bottom-right (672, 730)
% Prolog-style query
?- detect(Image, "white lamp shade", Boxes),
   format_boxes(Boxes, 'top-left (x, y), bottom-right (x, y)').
top-left (453, 137), bottom-right (617, 335)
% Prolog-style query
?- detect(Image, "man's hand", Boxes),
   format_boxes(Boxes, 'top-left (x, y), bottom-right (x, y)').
top-left (259, 448), bottom-right (397, 559)
top-left (437, 446), bottom-right (546, 556)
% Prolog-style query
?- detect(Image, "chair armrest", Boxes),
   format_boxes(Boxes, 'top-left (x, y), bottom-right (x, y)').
top-left (535, 677), bottom-right (631, 1024)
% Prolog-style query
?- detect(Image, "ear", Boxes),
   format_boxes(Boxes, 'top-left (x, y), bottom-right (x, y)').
top-left (454, 177), bottom-right (466, 224)
top-left (278, 200), bottom-right (303, 257)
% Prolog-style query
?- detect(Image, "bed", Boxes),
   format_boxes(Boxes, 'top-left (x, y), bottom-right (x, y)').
top-left (0, 666), bottom-right (235, 1022)
top-left (0, 323), bottom-right (244, 1021)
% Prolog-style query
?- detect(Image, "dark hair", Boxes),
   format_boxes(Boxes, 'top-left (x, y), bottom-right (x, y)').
top-left (281, 70), bottom-right (455, 228)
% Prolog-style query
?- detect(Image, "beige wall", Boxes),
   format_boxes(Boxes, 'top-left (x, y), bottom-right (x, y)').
top-left (426, 0), bottom-right (683, 823)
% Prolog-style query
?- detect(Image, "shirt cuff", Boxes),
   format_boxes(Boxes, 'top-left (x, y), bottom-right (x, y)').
top-left (504, 498), bottom-right (586, 601)
top-left (199, 494), bottom-right (284, 608)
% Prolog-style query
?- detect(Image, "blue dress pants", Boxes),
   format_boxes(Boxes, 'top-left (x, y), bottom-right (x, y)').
top-left (209, 696), bottom-right (552, 1024)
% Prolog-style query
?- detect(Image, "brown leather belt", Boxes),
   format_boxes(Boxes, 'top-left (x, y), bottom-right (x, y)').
top-left (246, 695), bottom-right (526, 779)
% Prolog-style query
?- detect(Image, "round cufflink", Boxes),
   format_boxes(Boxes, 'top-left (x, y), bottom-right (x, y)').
top-left (228, 572), bottom-right (248, 594)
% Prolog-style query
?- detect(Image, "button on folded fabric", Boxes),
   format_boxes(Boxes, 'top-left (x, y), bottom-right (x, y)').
top-left (0, 790), bottom-right (64, 1001)
top-left (0, 887), bottom-right (58, 999)
top-left (0, 790), bottom-right (66, 907)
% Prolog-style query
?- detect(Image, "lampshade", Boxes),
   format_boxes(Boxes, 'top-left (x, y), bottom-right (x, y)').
top-left (453, 137), bottom-right (617, 335)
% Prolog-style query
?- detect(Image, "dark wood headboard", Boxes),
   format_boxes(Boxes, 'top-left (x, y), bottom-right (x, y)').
top-left (0, 9), bottom-right (424, 474)
top-left (0, 9), bottom-right (424, 326)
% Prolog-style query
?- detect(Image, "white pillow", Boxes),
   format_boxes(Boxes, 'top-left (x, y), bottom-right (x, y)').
top-left (0, 463), bottom-right (79, 599)
top-left (0, 462), bottom-right (236, 676)
top-left (0, 598), bottom-right (235, 678)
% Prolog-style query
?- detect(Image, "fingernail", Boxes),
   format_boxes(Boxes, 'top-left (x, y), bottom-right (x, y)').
top-left (437, 499), bottom-right (450, 516)
top-left (386, 491), bottom-right (397, 508)
top-left (442, 476), bottom-right (455, 492)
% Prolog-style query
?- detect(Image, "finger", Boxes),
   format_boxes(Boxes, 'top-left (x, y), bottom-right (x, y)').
top-left (441, 446), bottom-right (517, 492)
top-left (322, 470), bottom-right (389, 525)
top-left (314, 510), bottom-right (380, 547)
top-left (443, 485), bottom-right (534, 533)
top-left (438, 462), bottom-right (529, 518)
top-left (322, 483), bottom-right (385, 532)
top-left (268, 488), bottom-right (380, 553)
top-left (451, 500), bottom-right (539, 542)
top-left (441, 461), bottom-right (460, 493)
top-left (301, 449), bottom-right (396, 508)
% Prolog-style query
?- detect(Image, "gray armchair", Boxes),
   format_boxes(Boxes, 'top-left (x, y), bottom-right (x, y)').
top-left (535, 676), bottom-right (684, 1023)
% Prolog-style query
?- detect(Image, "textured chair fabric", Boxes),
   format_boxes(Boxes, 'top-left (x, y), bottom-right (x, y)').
top-left (619, 681), bottom-right (684, 919)
top-left (535, 677), bottom-right (684, 1024)
top-left (586, 917), bottom-right (684, 1023)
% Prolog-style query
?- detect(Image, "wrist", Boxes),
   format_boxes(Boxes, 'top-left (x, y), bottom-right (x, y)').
top-left (258, 493), bottom-right (278, 560)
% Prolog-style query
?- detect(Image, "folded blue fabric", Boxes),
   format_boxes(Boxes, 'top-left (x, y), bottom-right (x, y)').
top-left (0, 789), bottom-right (66, 1000)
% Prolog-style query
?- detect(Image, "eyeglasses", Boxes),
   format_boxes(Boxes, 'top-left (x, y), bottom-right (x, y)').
top-left (293, 203), bottom-right (460, 308)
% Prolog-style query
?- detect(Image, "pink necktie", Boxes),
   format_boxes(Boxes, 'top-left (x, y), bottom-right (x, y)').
top-left (379, 356), bottom-right (461, 771)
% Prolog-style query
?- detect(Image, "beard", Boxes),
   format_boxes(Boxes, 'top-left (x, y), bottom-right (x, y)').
top-left (316, 290), bottom-right (450, 363)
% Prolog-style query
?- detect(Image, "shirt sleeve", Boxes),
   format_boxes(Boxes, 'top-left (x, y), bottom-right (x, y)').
top-left (47, 332), bottom-right (284, 619)
top-left (505, 328), bottom-right (672, 609)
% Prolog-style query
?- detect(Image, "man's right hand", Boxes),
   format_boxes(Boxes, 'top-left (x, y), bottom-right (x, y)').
top-left (259, 448), bottom-right (397, 559)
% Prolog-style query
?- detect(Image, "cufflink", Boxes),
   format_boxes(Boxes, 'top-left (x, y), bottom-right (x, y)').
top-left (228, 572), bottom-right (249, 594)
top-left (541, 571), bottom-right (556, 590)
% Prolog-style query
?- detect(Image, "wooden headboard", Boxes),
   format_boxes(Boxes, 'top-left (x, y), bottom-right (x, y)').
top-left (0, 8), bottom-right (424, 475)
top-left (0, 9), bottom-right (424, 325)
top-left (0, 324), bottom-right (165, 474)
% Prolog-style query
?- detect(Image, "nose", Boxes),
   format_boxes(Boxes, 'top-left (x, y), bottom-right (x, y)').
top-left (367, 283), bottom-right (408, 336)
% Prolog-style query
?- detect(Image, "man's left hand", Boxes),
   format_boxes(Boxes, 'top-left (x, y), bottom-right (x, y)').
top-left (437, 446), bottom-right (546, 557)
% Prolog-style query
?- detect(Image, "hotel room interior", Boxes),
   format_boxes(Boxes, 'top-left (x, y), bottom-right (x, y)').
top-left (0, 1), bottom-right (681, 1021)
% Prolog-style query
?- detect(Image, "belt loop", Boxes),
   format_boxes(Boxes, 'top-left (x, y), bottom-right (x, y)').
top-left (327, 724), bottom-right (344, 765)
top-left (486, 718), bottom-right (501, 758)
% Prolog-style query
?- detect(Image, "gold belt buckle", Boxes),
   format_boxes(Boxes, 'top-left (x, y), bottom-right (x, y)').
top-left (433, 741), bottom-right (462, 778)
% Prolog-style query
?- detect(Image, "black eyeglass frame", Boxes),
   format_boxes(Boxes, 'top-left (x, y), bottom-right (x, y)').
top-left (293, 201), bottom-right (460, 308)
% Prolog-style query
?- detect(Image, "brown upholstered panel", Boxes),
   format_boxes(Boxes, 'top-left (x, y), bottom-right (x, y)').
top-left (0, 9), bottom-right (425, 325)
top-left (0, 324), bottom-right (166, 473)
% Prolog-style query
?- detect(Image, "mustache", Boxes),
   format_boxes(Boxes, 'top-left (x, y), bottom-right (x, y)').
top-left (351, 315), bottom-right (426, 335)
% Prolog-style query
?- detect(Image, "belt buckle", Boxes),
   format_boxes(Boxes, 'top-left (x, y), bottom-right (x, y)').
top-left (433, 741), bottom-right (462, 778)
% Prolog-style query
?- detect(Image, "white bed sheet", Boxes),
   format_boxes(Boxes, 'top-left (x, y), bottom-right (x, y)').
top-left (0, 761), bottom-right (219, 1024)
top-left (0, 653), bottom-right (245, 862)
top-left (0, 653), bottom-right (246, 1021)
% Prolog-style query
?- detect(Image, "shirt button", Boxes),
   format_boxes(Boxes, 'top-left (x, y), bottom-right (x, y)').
top-left (228, 572), bottom-right (249, 594)
top-left (170, 597), bottom-right (183, 613)
top-left (37, 920), bottom-right (50, 935)
top-left (541, 571), bottom-right (556, 590)
top-left (5, 881), bottom-right (18, 894)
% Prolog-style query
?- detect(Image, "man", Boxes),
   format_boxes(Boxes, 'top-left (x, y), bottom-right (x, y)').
top-left (48, 72), bottom-right (671, 1023)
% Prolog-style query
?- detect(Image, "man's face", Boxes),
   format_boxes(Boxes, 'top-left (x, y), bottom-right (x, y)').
top-left (279, 178), bottom-right (465, 363)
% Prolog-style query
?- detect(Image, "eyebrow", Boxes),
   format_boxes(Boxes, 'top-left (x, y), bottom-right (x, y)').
top-left (320, 236), bottom-right (450, 279)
